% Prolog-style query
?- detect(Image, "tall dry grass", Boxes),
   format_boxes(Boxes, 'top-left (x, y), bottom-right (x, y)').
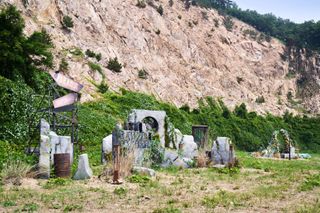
top-left (1, 160), bottom-right (33, 185)
top-left (197, 149), bottom-right (210, 168)
top-left (100, 145), bottom-right (137, 181)
top-left (120, 147), bottom-right (136, 178)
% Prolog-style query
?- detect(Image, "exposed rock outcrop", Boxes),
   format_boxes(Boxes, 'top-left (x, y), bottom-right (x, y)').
top-left (2, 0), bottom-right (319, 114)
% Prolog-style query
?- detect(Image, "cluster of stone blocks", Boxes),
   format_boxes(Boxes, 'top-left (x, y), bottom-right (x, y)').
top-left (38, 119), bottom-right (92, 180)
top-left (102, 110), bottom-right (200, 168)
top-left (38, 119), bottom-right (73, 178)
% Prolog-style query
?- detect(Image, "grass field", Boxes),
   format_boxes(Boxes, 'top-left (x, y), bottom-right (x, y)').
top-left (0, 152), bottom-right (319, 213)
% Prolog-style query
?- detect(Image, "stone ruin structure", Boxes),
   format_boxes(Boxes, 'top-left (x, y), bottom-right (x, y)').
top-left (211, 137), bottom-right (236, 166)
top-left (128, 110), bottom-right (167, 147)
top-left (38, 119), bottom-right (92, 179)
top-left (102, 110), bottom-right (199, 169)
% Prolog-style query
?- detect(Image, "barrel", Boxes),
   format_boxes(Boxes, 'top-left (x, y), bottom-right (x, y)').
top-left (54, 153), bottom-right (71, 178)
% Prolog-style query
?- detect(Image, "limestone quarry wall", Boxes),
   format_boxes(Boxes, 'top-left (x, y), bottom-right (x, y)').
top-left (2, 0), bottom-right (319, 115)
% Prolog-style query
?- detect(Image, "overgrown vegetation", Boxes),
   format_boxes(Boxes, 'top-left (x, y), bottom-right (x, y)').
top-left (300, 174), bottom-right (320, 191)
top-left (78, 89), bottom-right (320, 168)
top-left (0, 160), bottom-right (32, 185)
top-left (69, 47), bottom-right (84, 57)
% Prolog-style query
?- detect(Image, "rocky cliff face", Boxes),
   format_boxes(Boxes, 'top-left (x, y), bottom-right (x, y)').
top-left (2, 0), bottom-right (320, 115)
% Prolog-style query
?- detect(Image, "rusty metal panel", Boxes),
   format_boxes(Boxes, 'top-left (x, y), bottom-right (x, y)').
top-left (53, 93), bottom-right (78, 109)
top-left (50, 72), bottom-right (83, 92)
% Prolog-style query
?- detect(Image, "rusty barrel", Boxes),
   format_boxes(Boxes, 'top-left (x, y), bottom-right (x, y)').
top-left (54, 153), bottom-right (71, 178)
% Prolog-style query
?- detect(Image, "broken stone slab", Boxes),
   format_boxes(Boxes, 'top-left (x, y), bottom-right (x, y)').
top-left (181, 135), bottom-right (198, 159)
top-left (101, 134), bottom-right (112, 164)
top-left (172, 157), bottom-right (193, 168)
top-left (299, 153), bottom-right (311, 159)
top-left (39, 135), bottom-right (51, 178)
top-left (50, 134), bottom-right (60, 165)
top-left (212, 137), bottom-right (235, 165)
top-left (132, 166), bottom-right (156, 177)
top-left (161, 149), bottom-right (179, 166)
top-left (73, 154), bottom-right (93, 180)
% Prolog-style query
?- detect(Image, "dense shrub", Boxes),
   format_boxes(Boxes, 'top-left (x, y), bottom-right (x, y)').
top-left (169, 0), bottom-right (174, 7)
top-left (97, 82), bottom-right (109, 93)
top-left (95, 53), bottom-right (102, 61)
top-left (62, 15), bottom-right (74, 28)
top-left (85, 49), bottom-right (96, 58)
top-left (138, 69), bottom-right (149, 79)
top-left (85, 49), bottom-right (102, 61)
top-left (107, 57), bottom-right (122, 73)
top-left (0, 77), bottom-right (41, 143)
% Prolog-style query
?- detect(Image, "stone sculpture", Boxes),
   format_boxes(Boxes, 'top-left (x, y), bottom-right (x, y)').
top-left (127, 110), bottom-right (166, 146)
top-left (74, 154), bottom-right (93, 180)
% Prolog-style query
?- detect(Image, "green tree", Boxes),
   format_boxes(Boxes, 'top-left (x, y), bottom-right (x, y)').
top-left (0, 5), bottom-right (53, 91)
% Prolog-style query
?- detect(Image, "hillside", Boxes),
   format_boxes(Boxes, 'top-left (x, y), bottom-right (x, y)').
top-left (1, 0), bottom-right (320, 115)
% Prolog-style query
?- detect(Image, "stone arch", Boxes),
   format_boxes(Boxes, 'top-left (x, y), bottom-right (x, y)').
top-left (142, 116), bottom-right (159, 132)
top-left (128, 110), bottom-right (166, 147)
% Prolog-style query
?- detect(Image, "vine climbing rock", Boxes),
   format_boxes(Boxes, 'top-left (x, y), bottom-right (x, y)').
top-left (73, 154), bottom-right (93, 180)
